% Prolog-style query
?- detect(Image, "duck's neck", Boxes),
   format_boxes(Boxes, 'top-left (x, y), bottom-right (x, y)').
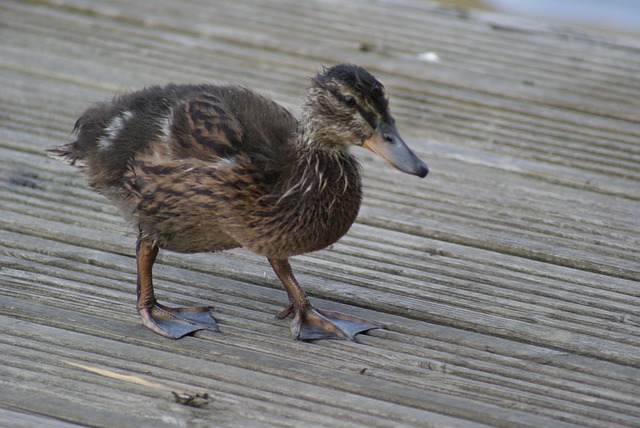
top-left (279, 121), bottom-right (361, 203)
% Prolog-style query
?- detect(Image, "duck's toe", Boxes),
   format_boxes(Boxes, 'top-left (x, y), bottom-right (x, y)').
top-left (139, 303), bottom-right (220, 339)
top-left (289, 307), bottom-right (382, 341)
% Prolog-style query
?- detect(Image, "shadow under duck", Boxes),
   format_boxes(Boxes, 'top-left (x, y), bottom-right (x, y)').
top-left (47, 64), bottom-right (428, 341)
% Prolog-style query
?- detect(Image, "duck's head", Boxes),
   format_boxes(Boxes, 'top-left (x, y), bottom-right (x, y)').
top-left (302, 64), bottom-right (428, 178)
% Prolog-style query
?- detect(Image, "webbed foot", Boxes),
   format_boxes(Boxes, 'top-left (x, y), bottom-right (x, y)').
top-left (268, 258), bottom-right (382, 341)
top-left (284, 306), bottom-right (381, 341)
top-left (139, 303), bottom-right (219, 339)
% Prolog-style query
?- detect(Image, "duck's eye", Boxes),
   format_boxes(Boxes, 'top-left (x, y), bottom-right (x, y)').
top-left (341, 95), bottom-right (356, 107)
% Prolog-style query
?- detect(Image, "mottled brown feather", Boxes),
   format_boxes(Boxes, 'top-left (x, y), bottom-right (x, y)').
top-left (47, 67), bottom-right (401, 259)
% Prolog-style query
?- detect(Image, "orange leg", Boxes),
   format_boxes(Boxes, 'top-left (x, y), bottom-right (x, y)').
top-left (136, 236), bottom-right (219, 339)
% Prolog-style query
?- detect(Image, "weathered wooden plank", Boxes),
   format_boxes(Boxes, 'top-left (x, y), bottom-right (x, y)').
top-left (1, 342), bottom-right (420, 428)
top-left (3, 229), bottom-right (640, 426)
top-left (1, 231), bottom-right (636, 424)
top-left (0, 409), bottom-right (86, 428)
top-left (4, 310), bottom-right (555, 428)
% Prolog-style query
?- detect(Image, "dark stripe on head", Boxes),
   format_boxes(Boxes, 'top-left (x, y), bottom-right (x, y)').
top-left (314, 64), bottom-right (388, 127)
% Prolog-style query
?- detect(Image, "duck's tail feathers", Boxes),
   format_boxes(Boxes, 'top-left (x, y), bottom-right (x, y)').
top-left (45, 142), bottom-right (85, 168)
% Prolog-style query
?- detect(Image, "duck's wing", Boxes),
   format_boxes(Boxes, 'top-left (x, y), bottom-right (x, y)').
top-left (164, 86), bottom-right (298, 173)
top-left (165, 92), bottom-right (244, 162)
top-left (121, 87), bottom-right (298, 242)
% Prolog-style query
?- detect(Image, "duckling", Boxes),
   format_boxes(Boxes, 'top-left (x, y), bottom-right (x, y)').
top-left (47, 64), bottom-right (428, 341)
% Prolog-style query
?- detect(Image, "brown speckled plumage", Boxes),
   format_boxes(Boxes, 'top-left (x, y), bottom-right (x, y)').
top-left (48, 64), bottom-right (428, 341)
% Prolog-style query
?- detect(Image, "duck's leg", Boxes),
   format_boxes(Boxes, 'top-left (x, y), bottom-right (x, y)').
top-left (136, 236), bottom-right (219, 339)
top-left (268, 258), bottom-right (381, 341)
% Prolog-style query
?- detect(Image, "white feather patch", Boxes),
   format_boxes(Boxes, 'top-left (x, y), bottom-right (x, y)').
top-left (98, 110), bottom-right (134, 150)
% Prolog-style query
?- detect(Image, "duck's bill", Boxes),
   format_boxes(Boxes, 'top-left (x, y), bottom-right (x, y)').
top-left (362, 121), bottom-right (428, 178)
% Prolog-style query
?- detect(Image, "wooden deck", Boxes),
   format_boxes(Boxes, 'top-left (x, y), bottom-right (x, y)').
top-left (1, 0), bottom-right (640, 426)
